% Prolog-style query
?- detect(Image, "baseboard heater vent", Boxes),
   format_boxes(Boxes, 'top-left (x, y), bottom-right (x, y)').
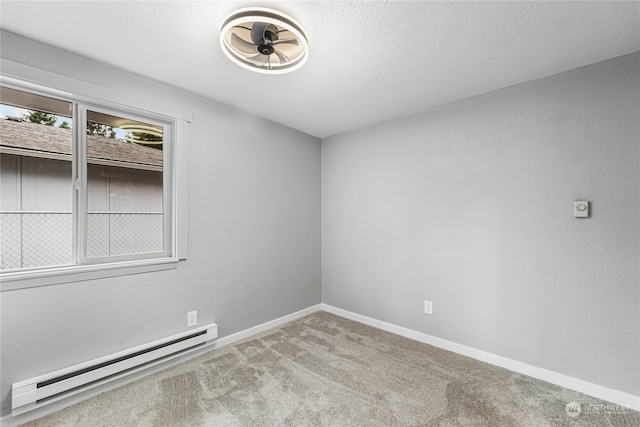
top-left (12, 322), bottom-right (218, 416)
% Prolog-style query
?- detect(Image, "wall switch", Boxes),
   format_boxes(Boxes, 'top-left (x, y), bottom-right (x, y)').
top-left (424, 300), bottom-right (433, 315)
top-left (187, 310), bottom-right (197, 327)
top-left (574, 201), bottom-right (589, 218)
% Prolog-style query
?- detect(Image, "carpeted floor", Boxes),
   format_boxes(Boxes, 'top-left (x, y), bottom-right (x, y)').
top-left (22, 311), bottom-right (640, 426)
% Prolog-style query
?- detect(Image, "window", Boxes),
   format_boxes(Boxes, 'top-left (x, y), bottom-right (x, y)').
top-left (0, 81), bottom-right (184, 289)
top-left (83, 108), bottom-right (167, 261)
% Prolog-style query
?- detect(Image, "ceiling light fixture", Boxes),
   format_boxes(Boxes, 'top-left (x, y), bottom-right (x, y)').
top-left (220, 7), bottom-right (309, 74)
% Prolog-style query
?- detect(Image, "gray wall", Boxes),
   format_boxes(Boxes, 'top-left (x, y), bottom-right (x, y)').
top-left (322, 53), bottom-right (640, 396)
top-left (0, 31), bottom-right (321, 417)
top-left (1, 29), bottom-right (638, 419)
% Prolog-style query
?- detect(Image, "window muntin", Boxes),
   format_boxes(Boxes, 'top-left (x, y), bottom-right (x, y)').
top-left (0, 85), bottom-right (175, 276)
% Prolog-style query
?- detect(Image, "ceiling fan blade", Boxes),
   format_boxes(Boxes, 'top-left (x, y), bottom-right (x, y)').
top-left (232, 25), bottom-right (252, 32)
top-left (273, 49), bottom-right (290, 64)
top-left (246, 53), bottom-right (270, 65)
top-left (270, 38), bottom-right (299, 47)
top-left (230, 33), bottom-right (258, 54)
top-left (251, 22), bottom-right (269, 45)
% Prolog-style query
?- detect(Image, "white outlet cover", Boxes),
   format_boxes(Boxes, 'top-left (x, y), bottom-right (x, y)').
top-left (424, 300), bottom-right (433, 315)
top-left (187, 310), bottom-right (197, 327)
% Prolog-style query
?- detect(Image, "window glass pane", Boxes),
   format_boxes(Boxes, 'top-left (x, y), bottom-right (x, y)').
top-left (1, 87), bottom-right (73, 271)
top-left (85, 110), bottom-right (164, 258)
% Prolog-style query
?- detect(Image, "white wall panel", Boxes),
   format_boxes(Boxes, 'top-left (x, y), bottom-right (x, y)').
top-left (20, 157), bottom-right (71, 211)
top-left (0, 154), bottom-right (20, 210)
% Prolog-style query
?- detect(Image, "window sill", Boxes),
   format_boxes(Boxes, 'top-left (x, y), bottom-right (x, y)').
top-left (0, 258), bottom-right (179, 292)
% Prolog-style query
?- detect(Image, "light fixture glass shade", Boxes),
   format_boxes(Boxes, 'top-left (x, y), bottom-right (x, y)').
top-left (220, 8), bottom-right (308, 74)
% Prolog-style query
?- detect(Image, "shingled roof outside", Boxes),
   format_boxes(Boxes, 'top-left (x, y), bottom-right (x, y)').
top-left (0, 119), bottom-right (162, 172)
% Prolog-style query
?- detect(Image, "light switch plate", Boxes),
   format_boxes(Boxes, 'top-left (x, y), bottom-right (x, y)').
top-left (574, 201), bottom-right (589, 218)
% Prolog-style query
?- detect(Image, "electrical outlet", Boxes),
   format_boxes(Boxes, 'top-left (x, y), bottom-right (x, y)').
top-left (574, 201), bottom-right (589, 218)
top-left (424, 300), bottom-right (433, 315)
top-left (187, 310), bottom-right (197, 327)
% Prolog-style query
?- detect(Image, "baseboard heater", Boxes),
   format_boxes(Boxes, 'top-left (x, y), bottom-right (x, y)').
top-left (12, 322), bottom-right (218, 416)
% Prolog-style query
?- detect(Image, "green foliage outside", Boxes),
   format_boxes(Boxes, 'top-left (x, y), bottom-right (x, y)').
top-left (22, 110), bottom-right (57, 126)
top-left (87, 122), bottom-right (116, 139)
top-left (22, 110), bottom-right (71, 130)
top-left (20, 110), bottom-right (162, 150)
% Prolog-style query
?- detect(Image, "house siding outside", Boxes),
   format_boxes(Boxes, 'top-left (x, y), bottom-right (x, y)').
top-left (0, 119), bottom-right (163, 269)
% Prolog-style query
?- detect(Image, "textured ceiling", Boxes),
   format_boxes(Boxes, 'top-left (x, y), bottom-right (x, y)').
top-left (1, 1), bottom-right (639, 138)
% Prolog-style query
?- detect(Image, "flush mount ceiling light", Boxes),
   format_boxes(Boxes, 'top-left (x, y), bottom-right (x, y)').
top-left (220, 7), bottom-right (308, 74)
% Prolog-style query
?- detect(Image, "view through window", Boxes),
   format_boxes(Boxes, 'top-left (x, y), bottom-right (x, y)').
top-left (85, 110), bottom-right (164, 258)
top-left (0, 88), bottom-right (73, 270)
top-left (0, 87), bottom-right (168, 273)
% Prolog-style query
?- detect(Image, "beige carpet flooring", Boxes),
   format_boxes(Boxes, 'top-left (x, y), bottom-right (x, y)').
top-left (22, 311), bottom-right (640, 426)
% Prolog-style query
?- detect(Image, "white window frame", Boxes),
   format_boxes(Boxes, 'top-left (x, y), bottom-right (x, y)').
top-left (77, 103), bottom-right (173, 264)
top-left (0, 59), bottom-right (190, 291)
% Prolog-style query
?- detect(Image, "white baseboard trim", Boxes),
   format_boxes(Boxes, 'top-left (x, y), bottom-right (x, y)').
top-left (4, 301), bottom-right (635, 427)
top-left (212, 304), bottom-right (323, 350)
top-left (321, 303), bottom-right (640, 412)
top-left (1, 304), bottom-right (323, 427)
